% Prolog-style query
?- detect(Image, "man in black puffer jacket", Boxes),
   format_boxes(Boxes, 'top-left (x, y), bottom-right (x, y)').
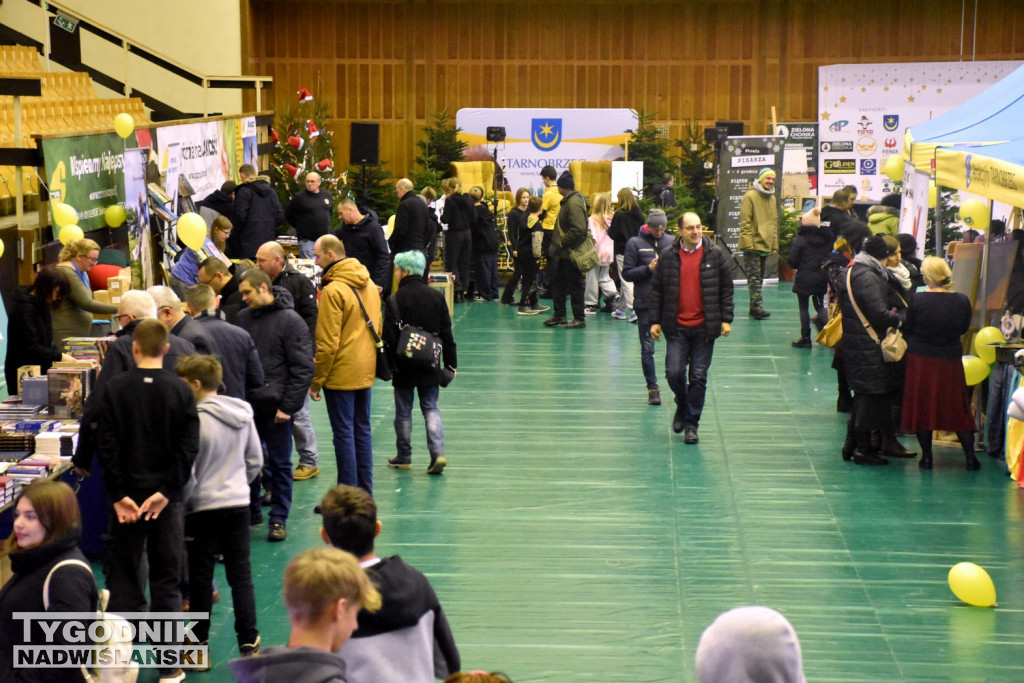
top-left (649, 212), bottom-right (734, 444)
top-left (230, 164), bottom-right (285, 260)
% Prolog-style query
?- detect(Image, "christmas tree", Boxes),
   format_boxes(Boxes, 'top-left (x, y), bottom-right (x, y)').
top-left (268, 87), bottom-right (346, 229)
top-left (413, 108), bottom-right (467, 193)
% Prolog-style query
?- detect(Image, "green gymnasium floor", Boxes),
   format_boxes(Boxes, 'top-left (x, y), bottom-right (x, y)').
top-left (182, 284), bottom-right (1024, 681)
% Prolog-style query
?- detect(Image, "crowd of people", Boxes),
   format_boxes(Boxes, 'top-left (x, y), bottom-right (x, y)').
top-left (4, 160), bottom-right (1007, 682)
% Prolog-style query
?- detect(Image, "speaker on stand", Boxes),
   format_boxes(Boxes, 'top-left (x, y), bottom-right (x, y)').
top-left (350, 122), bottom-right (380, 206)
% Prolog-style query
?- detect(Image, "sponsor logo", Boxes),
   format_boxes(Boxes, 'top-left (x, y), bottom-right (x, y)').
top-left (829, 120), bottom-right (849, 133)
top-left (860, 159), bottom-right (878, 175)
top-left (821, 140), bottom-right (854, 153)
top-left (857, 137), bottom-right (877, 156)
top-left (884, 137), bottom-right (898, 149)
top-left (883, 115), bottom-right (900, 132)
top-left (824, 159), bottom-right (856, 174)
top-left (965, 154), bottom-right (973, 188)
top-left (857, 116), bottom-right (874, 135)
top-left (531, 119), bottom-right (562, 151)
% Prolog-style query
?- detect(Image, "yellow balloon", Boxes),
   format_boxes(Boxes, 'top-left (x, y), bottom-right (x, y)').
top-left (960, 198), bottom-right (990, 230)
top-left (385, 214), bottom-right (395, 240)
top-left (114, 112), bottom-right (135, 139)
top-left (928, 181), bottom-right (938, 209)
top-left (962, 355), bottom-right (991, 386)
top-left (0, 239), bottom-right (5, 258)
top-left (52, 202), bottom-right (78, 229)
top-left (176, 212), bottom-right (208, 251)
top-left (58, 224), bottom-right (84, 246)
top-left (948, 562), bottom-right (996, 607)
top-left (105, 204), bottom-right (127, 228)
top-left (883, 155), bottom-right (905, 182)
top-left (973, 326), bottom-right (1005, 364)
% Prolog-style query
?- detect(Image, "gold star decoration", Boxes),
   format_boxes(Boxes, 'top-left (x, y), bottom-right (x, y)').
top-left (820, 110), bottom-right (831, 121)
top-left (839, 96), bottom-right (847, 103)
top-left (823, 86), bottom-right (829, 92)
top-left (936, 88), bottom-right (943, 94)
top-left (908, 95), bottom-right (916, 103)
top-left (884, 86), bottom-right (889, 92)
top-left (861, 87), bottom-right (867, 92)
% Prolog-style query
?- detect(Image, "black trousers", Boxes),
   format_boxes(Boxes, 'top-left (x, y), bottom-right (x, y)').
top-left (551, 257), bottom-right (585, 320)
top-left (516, 255), bottom-right (539, 307)
top-left (445, 230), bottom-right (472, 295)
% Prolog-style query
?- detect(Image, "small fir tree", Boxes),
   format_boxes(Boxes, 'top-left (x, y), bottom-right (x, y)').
top-left (347, 162), bottom-right (398, 219)
top-left (626, 111), bottom-right (693, 226)
top-left (675, 121), bottom-right (717, 223)
top-left (413, 108), bottom-right (467, 192)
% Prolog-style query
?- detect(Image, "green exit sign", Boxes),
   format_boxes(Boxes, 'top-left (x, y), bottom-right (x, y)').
top-left (54, 15), bottom-right (77, 33)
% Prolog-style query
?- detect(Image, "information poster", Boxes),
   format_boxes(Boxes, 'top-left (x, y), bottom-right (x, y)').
top-left (42, 134), bottom-right (126, 232)
top-left (776, 123), bottom-right (818, 196)
top-left (715, 136), bottom-right (785, 253)
top-left (122, 147), bottom-right (151, 288)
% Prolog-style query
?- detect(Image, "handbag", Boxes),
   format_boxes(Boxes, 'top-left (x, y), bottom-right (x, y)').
top-left (387, 296), bottom-right (444, 370)
top-left (846, 267), bottom-right (907, 363)
top-left (815, 304), bottom-right (843, 348)
top-left (349, 285), bottom-right (392, 382)
top-left (570, 231), bottom-right (599, 273)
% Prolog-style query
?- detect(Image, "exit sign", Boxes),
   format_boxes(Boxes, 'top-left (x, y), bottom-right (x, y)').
top-left (54, 15), bottom-right (77, 33)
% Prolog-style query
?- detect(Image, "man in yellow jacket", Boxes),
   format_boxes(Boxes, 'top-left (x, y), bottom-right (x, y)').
top-left (738, 168), bottom-right (779, 319)
top-left (310, 234), bottom-right (381, 493)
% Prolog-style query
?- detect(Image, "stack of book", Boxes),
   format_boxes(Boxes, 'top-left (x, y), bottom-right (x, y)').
top-left (47, 367), bottom-right (92, 419)
top-left (34, 432), bottom-right (78, 459)
top-left (0, 433), bottom-right (35, 463)
top-left (0, 403), bottom-right (44, 421)
top-left (3, 462), bottom-right (50, 485)
top-left (0, 476), bottom-right (17, 507)
top-left (62, 337), bottom-right (104, 363)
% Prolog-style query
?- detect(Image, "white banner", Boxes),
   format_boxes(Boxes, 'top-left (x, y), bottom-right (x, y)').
top-left (817, 61), bottom-right (1021, 201)
top-left (456, 108), bottom-right (637, 195)
top-left (152, 121), bottom-right (232, 203)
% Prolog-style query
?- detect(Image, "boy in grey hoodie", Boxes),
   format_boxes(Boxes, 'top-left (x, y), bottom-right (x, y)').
top-left (230, 547), bottom-right (382, 683)
top-left (177, 354), bottom-right (263, 658)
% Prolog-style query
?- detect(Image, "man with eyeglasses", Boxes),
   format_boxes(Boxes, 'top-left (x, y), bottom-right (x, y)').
top-left (198, 257), bottom-right (244, 324)
top-left (649, 212), bottom-right (734, 445)
top-left (147, 285), bottom-right (218, 356)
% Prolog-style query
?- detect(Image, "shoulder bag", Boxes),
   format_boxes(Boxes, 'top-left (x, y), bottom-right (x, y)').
top-left (570, 231), bottom-right (599, 273)
top-left (349, 285), bottom-right (392, 381)
top-left (386, 296), bottom-right (444, 370)
top-left (815, 302), bottom-right (843, 348)
top-left (846, 267), bottom-right (906, 362)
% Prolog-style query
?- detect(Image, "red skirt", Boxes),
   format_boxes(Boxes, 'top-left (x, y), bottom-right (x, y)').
top-left (900, 353), bottom-right (976, 432)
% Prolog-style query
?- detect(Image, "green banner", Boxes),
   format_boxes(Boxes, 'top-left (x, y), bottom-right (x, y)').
top-left (42, 134), bottom-right (127, 233)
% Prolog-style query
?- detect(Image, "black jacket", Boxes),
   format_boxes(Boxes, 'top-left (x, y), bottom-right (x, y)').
top-left (838, 254), bottom-right (905, 394)
top-left (390, 191), bottom-right (428, 254)
top-left (272, 263), bottom-right (318, 340)
top-left (787, 225), bottom-right (833, 297)
top-left (231, 178), bottom-right (285, 259)
top-left (471, 203), bottom-right (499, 254)
top-left (236, 286), bottom-right (314, 417)
top-left (622, 228), bottom-right (674, 314)
top-left (193, 309), bottom-right (265, 400)
top-left (383, 275), bottom-right (456, 388)
top-left (284, 188), bottom-right (333, 241)
top-left (4, 287), bottom-right (62, 392)
top-left (0, 530), bottom-right (99, 683)
top-left (440, 193), bottom-right (474, 233)
top-left (608, 205), bottom-right (645, 255)
top-left (506, 207), bottom-right (529, 255)
top-left (170, 314), bottom-right (218, 356)
top-left (217, 274), bottom-right (245, 324)
top-left (649, 236), bottom-right (735, 339)
top-left (334, 213), bottom-right (391, 288)
top-left (196, 189), bottom-right (235, 222)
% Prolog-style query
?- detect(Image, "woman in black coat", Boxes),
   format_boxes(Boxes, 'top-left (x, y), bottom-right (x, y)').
top-left (383, 250), bottom-right (458, 475)
top-left (441, 179), bottom-right (475, 302)
top-left (839, 235), bottom-right (914, 465)
top-left (607, 188), bottom-right (645, 317)
top-left (0, 481), bottom-right (99, 683)
top-left (787, 222), bottom-right (833, 347)
top-left (4, 268), bottom-right (72, 394)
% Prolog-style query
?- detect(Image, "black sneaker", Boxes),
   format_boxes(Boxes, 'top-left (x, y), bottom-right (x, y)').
top-left (501, 298), bottom-right (516, 306)
top-left (672, 406), bottom-right (685, 434)
top-left (387, 456), bottom-right (413, 470)
top-left (427, 454), bottom-right (447, 475)
top-left (249, 511), bottom-right (263, 528)
top-left (531, 304), bottom-right (550, 313)
top-left (517, 306), bottom-right (541, 316)
top-left (566, 319), bottom-right (586, 329)
top-left (268, 521), bottom-right (287, 542)
top-left (648, 388), bottom-right (661, 405)
top-left (684, 428), bottom-right (699, 444)
top-left (239, 635), bottom-right (261, 658)
top-left (543, 316), bottom-right (567, 327)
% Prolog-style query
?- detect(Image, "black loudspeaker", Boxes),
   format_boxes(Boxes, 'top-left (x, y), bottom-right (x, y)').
top-left (350, 122), bottom-right (380, 166)
top-left (715, 120), bottom-right (745, 137)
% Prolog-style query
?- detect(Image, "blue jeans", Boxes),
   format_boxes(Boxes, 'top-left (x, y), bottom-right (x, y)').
top-left (292, 392), bottom-right (319, 468)
top-left (394, 384), bottom-right (445, 459)
top-left (324, 387), bottom-right (374, 492)
top-left (637, 312), bottom-right (657, 388)
top-left (297, 239), bottom-right (316, 259)
top-left (664, 325), bottom-right (715, 430)
top-left (250, 414), bottom-right (294, 524)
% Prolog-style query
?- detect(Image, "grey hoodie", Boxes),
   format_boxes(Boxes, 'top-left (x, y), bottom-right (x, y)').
top-left (230, 645), bottom-right (347, 683)
top-left (696, 606), bottom-right (806, 683)
top-left (183, 394), bottom-right (262, 513)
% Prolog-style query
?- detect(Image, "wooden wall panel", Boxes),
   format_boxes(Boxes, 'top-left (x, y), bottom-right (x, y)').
top-left (248, 0), bottom-right (1024, 182)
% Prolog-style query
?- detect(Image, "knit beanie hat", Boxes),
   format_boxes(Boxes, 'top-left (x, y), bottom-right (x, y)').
top-left (863, 234), bottom-right (899, 260)
top-left (556, 170), bottom-right (575, 190)
top-left (757, 168), bottom-right (777, 182)
top-left (696, 606), bottom-right (806, 683)
top-left (880, 193), bottom-right (902, 210)
top-left (839, 219), bottom-right (871, 253)
top-left (647, 209), bottom-right (667, 229)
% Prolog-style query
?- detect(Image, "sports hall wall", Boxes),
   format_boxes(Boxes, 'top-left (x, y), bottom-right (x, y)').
top-left (244, 0), bottom-right (1024, 179)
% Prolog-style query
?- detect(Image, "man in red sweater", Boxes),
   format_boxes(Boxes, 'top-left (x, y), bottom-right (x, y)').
top-left (650, 212), bottom-right (734, 444)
